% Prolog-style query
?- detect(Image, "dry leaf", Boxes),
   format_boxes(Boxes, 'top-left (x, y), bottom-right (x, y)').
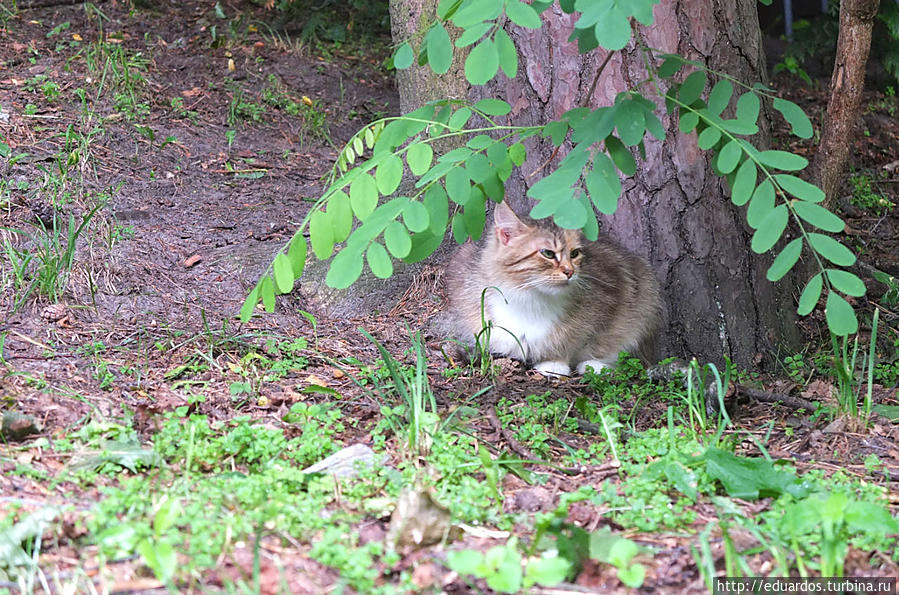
top-left (183, 254), bottom-right (202, 267)
top-left (305, 374), bottom-right (328, 387)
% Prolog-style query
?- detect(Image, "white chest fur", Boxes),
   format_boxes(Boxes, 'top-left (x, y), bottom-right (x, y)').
top-left (485, 289), bottom-right (565, 360)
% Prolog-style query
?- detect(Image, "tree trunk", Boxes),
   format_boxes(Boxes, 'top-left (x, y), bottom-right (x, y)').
top-left (389, 0), bottom-right (468, 112)
top-left (391, 0), bottom-right (803, 368)
top-left (812, 0), bottom-right (880, 210)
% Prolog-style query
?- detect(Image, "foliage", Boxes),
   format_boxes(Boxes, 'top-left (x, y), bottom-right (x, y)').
top-left (242, 0), bottom-right (865, 339)
top-left (447, 537), bottom-right (571, 593)
top-left (782, 1), bottom-right (899, 87)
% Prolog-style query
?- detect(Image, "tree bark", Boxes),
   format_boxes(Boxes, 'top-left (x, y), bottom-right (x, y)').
top-left (391, 0), bottom-right (803, 368)
top-left (812, 0), bottom-right (880, 210)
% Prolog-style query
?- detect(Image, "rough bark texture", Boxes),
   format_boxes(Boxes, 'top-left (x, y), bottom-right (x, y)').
top-left (812, 0), bottom-right (880, 210)
top-left (388, 0), bottom-right (468, 112)
top-left (474, 0), bottom-right (802, 367)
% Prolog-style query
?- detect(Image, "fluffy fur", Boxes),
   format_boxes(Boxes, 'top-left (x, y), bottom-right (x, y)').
top-left (443, 201), bottom-right (662, 376)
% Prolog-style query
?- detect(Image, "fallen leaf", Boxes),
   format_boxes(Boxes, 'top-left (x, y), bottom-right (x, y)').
top-left (305, 374), bottom-right (328, 387)
top-left (183, 254), bottom-right (202, 268)
top-left (182, 87), bottom-right (203, 97)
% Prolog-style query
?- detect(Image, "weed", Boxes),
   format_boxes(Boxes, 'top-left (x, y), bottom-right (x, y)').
top-left (0, 203), bottom-right (101, 308)
top-left (226, 81), bottom-right (266, 126)
top-left (772, 55), bottom-right (812, 85)
top-left (849, 172), bottom-right (895, 215)
top-left (169, 96), bottom-right (198, 123)
top-left (362, 328), bottom-right (440, 459)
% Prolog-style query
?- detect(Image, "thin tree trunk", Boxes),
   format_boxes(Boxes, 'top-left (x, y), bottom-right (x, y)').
top-left (813, 0), bottom-right (881, 210)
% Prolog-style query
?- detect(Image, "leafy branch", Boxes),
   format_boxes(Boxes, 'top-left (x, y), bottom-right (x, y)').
top-left (241, 0), bottom-right (866, 337)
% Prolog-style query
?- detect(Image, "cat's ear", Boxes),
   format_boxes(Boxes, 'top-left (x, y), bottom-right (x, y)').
top-left (493, 201), bottom-right (527, 245)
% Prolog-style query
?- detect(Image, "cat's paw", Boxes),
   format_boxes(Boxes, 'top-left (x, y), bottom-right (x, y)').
top-left (533, 361), bottom-right (571, 377)
top-left (576, 359), bottom-right (612, 375)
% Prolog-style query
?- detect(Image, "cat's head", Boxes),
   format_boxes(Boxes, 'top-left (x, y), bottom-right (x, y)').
top-left (487, 201), bottom-right (585, 294)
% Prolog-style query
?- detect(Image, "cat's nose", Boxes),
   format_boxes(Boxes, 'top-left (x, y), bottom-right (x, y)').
top-left (561, 266), bottom-right (574, 278)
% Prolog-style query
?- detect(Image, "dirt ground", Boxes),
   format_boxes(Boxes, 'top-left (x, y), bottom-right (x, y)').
top-left (1, 0), bottom-right (898, 592)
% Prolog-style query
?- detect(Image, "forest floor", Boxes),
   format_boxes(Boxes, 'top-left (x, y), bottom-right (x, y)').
top-left (1, 1), bottom-right (898, 593)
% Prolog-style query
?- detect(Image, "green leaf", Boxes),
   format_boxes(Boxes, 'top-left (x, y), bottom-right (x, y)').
top-left (350, 173), bottom-right (379, 221)
top-left (703, 447), bottom-right (810, 499)
top-left (696, 126), bottom-right (721, 150)
top-left (366, 242), bottom-right (393, 278)
top-left (730, 159), bottom-right (756, 206)
top-left (735, 91), bottom-right (760, 127)
top-left (825, 291), bottom-right (858, 335)
top-left (524, 555), bottom-right (570, 588)
top-left (465, 38), bottom-right (499, 85)
top-left (449, 107), bottom-right (473, 130)
top-left (423, 183), bottom-right (449, 233)
top-left (494, 28), bottom-right (518, 77)
top-left (326, 246), bottom-right (364, 289)
top-left (717, 140), bottom-right (742, 174)
top-left (328, 190), bottom-right (353, 243)
top-left (509, 142), bottom-right (526, 166)
top-left (657, 55), bottom-right (683, 78)
top-left (445, 166), bottom-right (471, 205)
top-left (616, 100), bottom-right (645, 146)
top-left (426, 23), bottom-right (453, 74)
top-left (797, 272), bottom-right (823, 316)
top-left (792, 200), bottom-right (844, 233)
top-left (678, 111), bottom-right (699, 134)
top-left (451, 213), bottom-right (468, 243)
top-left (756, 150), bottom-right (808, 171)
top-left (807, 233), bottom-right (856, 266)
top-left (309, 210), bottom-right (335, 259)
top-left (474, 98), bottom-right (512, 116)
top-left (775, 174), bottom-right (826, 203)
top-left (463, 188), bottom-right (487, 240)
top-left (376, 154), bottom-right (404, 195)
top-left (457, 21), bottom-right (491, 47)
top-left (260, 276), bottom-right (275, 312)
top-left (751, 204), bottom-right (788, 253)
top-left (617, 564), bottom-right (646, 589)
top-left (406, 143), bottom-right (434, 176)
top-left (605, 136), bottom-right (636, 176)
top-left (592, 2), bottom-right (631, 50)
top-left (678, 71), bottom-right (707, 105)
top-left (707, 79), bottom-right (733, 115)
top-left (552, 196), bottom-right (588, 229)
top-left (403, 200), bottom-right (430, 233)
top-left (585, 152), bottom-right (621, 214)
top-left (766, 237), bottom-right (802, 281)
top-left (287, 235), bottom-right (307, 278)
top-left (272, 252), bottom-right (294, 293)
top-left (746, 179), bottom-right (774, 229)
top-left (239, 285), bottom-right (259, 322)
top-left (643, 109), bottom-right (665, 140)
top-left (827, 269), bottom-right (866, 297)
top-left (384, 220), bottom-right (412, 258)
top-left (773, 97), bottom-right (813, 139)
top-left (505, 0), bottom-right (542, 28)
top-left (393, 42), bottom-right (414, 69)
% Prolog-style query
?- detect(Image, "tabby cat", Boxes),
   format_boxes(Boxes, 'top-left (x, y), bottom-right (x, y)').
top-left (443, 201), bottom-right (662, 376)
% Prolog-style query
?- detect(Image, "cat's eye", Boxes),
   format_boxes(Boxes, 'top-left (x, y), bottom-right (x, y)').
top-left (570, 248), bottom-right (582, 258)
top-left (539, 249), bottom-right (555, 259)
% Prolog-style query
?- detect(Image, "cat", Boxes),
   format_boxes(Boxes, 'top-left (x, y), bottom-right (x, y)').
top-left (443, 200), bottom-right (662, 376)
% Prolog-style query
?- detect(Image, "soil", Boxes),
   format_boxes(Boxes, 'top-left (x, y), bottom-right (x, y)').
top-left (1, 1), bottom-right (898, 593)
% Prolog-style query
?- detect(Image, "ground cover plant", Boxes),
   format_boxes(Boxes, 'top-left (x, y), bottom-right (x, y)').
top-left (1, 0), bottom-right (898, 593)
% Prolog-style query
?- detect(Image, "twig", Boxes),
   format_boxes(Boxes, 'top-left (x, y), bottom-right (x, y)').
top-left (487, 405), bottom-right (538, 461)
top-left (583, 50), bottom-right (616, 109)
top-left (735, 384), bottom-right (819, 412)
